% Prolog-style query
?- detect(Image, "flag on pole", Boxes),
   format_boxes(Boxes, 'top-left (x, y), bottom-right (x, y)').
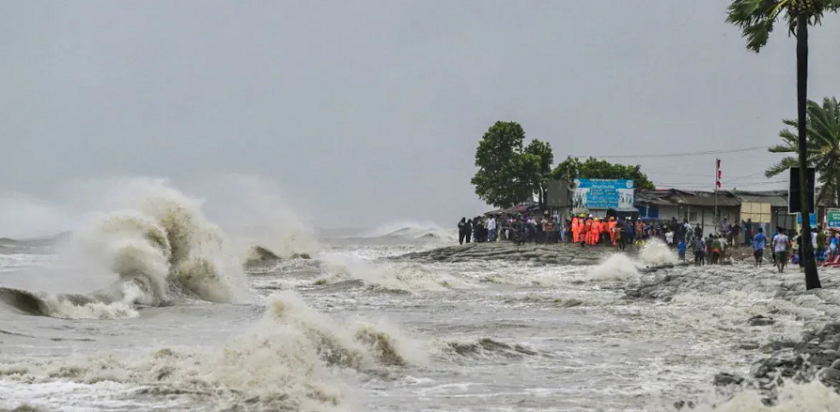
top-left (716, 159), bottom-right (722, 190)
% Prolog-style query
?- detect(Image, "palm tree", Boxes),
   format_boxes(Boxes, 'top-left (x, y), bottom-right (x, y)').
top-left (765, 98), bottom-right (840, 207)
top-left (727, 0), bottom-right (840, 290)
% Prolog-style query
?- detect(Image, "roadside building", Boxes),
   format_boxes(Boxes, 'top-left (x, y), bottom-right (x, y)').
top-left (635, 189), bottom-right (800, 235)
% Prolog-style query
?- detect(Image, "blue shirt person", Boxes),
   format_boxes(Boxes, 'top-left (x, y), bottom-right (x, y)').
top-left (753, 232), bottom-right (767, 250)
top-left (752, 229), bottom-right (768, 266)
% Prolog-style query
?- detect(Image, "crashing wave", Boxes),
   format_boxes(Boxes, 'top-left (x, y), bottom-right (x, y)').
top-left (0, 179), bottom-right (250, 319)
top-left (355, 221), bottom-right (457, 243)
top-left (638, 238), bottom-right (679, 266)
top-left (586, 239), bottom-right (678, 282)
top-left (0, 292), bottom-right (424, 410)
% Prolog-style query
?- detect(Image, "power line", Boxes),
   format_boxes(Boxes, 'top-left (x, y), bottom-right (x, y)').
top-left (647, 171), bottom-right (718, 177)
top-left (723, 171), bottom-right (767, 184)
top-left (570, 146), bottom-right (767, 159)
top-left (652, 179), bottom-right (786, 188)
top-left (729, 180), bottom-right (787, 186)
top-left (661, 182), bottom-right (787, 191)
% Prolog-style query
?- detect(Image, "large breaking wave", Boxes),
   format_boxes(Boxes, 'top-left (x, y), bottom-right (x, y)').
top-left (0, 178), bottom-right (250, 318)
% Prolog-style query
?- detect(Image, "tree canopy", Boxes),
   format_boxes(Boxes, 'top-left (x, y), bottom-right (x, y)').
top-left (552, 156), bottom-right (656, 190)
top-left (524, 139), bottom-right (554, 206)
top-left (471, 122), bottom-right (554, 208)
top-left (765, 97), bottom-right (840, 206)
top-left (726, 0), bottom-right (840, 52)
top-left (726, 0), bottom-right (840, 291)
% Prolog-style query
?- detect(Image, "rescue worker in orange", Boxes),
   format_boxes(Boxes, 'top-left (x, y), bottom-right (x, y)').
top-left (589, 217), bottom-right (600, 246)
top-left (571, 215), bottom-right (580, 243)
top-left (582, 215), bottom-right (592, 246)
top-left (608, 216), bottom-right (618, 246)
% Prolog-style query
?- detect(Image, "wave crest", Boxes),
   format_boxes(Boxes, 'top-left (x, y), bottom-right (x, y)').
top-left (0, 179), bottom-right (252, 318)
top-left (358, 221), bottom-right (457, 243)
top-left (0, 292), bottom-right (424, 410)
top-left (75, 179), bottom-right (248, 305)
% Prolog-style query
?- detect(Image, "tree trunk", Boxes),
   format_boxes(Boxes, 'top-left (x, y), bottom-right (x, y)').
top-left (835, 167), bottom-right (840, 207)
top-left (797, 19), bottom-right (821, 290)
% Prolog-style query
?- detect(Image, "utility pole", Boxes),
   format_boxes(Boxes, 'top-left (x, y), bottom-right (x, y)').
top-left (715, 159), bottom-right (721, 232)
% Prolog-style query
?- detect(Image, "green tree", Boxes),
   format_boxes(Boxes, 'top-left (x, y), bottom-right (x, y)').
top-left (471, 121), bottom-right (533, 208)
top-left (552, 156), bottom-right (656, 190)
top-left (727, 0), bottom-right (840, 290)
top-left (524, 139), bottom-right (554, 206)
top-left (471, 122), bottom-right (555, 208)
top-left (551, 156), bottom-right (582, 181)
top-left (765, 97), bottom-right (840, 207)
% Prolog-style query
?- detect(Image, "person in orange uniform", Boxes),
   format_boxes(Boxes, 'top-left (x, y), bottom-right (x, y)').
top-left (582, 215), bottom-right (592, 246)
top-left (589, 218), bottom-right (600, 246)
top-left (608, 216), bottom-right (617, 246)
top-left (571, 215), bottom-right (580, 243)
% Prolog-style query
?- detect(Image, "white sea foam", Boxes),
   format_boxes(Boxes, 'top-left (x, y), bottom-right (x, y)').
top-left (319, 253), bottom-right (474, 292)
top-left (587, 253), bottom-right (640, 281)
top-left (585, 239), bottom-right (677, 283)
top-left (639, 239), bottom-right (679, 266)
top-left (0, 292), bottom-right (428, 410)
top-left (686, 380), bottom-right (840, 412)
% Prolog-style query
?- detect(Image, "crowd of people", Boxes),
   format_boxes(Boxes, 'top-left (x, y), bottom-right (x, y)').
top-left (748, 225), bottom-right (840, 273)
top-left (457, 212), bottom-right (840, 273)
top-left (457, 214), bottom-right (705, 250)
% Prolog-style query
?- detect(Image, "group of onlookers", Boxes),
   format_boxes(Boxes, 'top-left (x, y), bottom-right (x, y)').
top-left (457, 213), bottom-right (687, 247)
top-left (750, 225), bottom-right (840, 272)
top-left (458, 212), bottom-right (840, 272)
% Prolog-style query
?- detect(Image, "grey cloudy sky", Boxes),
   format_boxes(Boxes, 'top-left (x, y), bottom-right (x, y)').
top-left (2, 0), bottom-right (840, 232)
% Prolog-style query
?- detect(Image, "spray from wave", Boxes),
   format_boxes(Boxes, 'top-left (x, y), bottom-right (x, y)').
top-left (587, 239), bottom-right (677, 282)
top-left (195, 175), bottom-right (320, 260)
top-left (639, 239), bottom-right (679, 266)
top-left (0, 178), bottom-right (251, 318)
top-left (587, 254), bottom-right (641, 281)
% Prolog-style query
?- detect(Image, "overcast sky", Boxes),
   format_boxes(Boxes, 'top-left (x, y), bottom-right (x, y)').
top-left (2, 0), bottom-right (840, 233)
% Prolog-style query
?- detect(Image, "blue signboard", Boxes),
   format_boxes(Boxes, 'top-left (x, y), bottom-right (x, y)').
top-left (572, 179), bottom-right (635, 210)
top-left (796, 213), bottom-right (817, 226)
top-left (828, 209), bottom-right (840, 229)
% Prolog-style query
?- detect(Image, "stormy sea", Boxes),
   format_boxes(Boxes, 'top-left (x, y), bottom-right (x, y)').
top-left (2, 178), bottom-right (840, 412)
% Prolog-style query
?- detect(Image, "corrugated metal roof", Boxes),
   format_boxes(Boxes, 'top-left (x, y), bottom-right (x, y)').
top-left (737, 194), bottom-right (788, 208)
top-left (672, 193), bottom-right (742, 207)
top-left (635, 189), bottom-right (741, 207)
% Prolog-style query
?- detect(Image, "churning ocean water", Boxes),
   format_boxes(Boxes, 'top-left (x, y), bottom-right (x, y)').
top-left (2, 178), bottom-right (840, 412)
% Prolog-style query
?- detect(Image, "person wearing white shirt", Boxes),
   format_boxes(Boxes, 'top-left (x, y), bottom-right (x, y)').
top-left (487, 217), bottom-right (497, 242)
top-left (773, 229), bottom-right (790, 273)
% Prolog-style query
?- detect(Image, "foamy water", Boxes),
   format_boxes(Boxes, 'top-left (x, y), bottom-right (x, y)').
top-left (2, 183), bottom-right (840, 411)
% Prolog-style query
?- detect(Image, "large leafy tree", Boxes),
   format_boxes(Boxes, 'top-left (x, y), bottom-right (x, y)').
top-left (471, 121), bottom-right (528, 209)
top-left (471, 121), bottom-right (552, 208)
top-left (765, 97), bottom-right (840, 206)
top-left (727, 0), bottom-right (840, 290)
top-left (524, 139), bottom-right (554, 206)
top-left (552, 156), bottom-right (656, 190)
